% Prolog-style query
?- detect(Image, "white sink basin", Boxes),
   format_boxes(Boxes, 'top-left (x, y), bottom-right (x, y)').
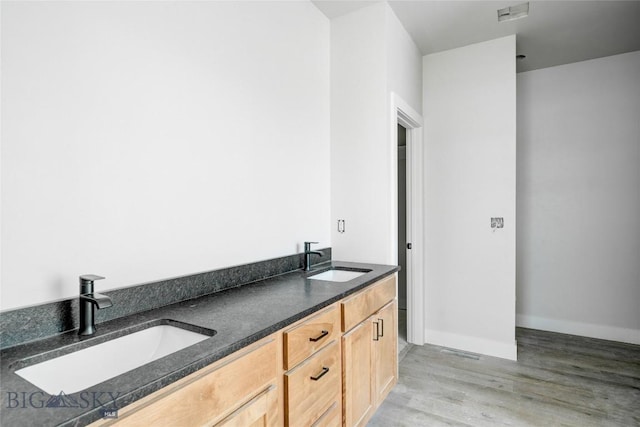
top-left (15, 324), bottom-right (212, 394)
top-left (308, 269), bottom-right (366, 282)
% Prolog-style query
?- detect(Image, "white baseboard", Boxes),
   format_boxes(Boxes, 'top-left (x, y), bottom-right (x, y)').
top-left (516, 314), bottom-right (640, 345)
top-left (424, 329), bottom-right (517, 361)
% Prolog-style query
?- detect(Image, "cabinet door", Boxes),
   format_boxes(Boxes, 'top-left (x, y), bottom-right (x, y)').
top-left (373, 300), bottom-right (397, 405)
top-left (216, 385), bottom-right (278, 427)
top-left (342, 320), bottom-right (375, 427)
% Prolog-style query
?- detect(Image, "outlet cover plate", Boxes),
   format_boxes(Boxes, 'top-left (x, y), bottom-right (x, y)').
top-left (491, 217), bottom-right (504, 228)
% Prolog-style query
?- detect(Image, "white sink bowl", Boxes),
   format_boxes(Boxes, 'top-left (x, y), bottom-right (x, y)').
top-left (15, 324), bottom-right (212, 395)
top-left (308, 269), bottom-right (366, 282)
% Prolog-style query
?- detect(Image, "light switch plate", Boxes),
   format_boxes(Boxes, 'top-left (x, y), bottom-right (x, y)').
top-left (491, 217), bottom-right (504, 228)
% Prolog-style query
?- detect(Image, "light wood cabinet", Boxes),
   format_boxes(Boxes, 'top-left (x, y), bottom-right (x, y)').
top-left (312, 402), bottom-right (341, 427)
top-left (284, 340), bottom-right (341, 426)
top-left (282, 303), bottom-right (342, 427)
top-left (341, 276), bottom-right (397, 427)
top-left (373, 300), bottom-right (397, 405)
top-left (342, 321), bottom-right (374, 427)
top-left (283, 305), bottom-right (340, 370)
top-left (92, 275), bottom-right (396, 427)
top-left (91, 335), bottom-right (279, 427)
top-left (216, 385), bottom-right (278, 427)
top-left (341, 275), bottom-right (396, 333)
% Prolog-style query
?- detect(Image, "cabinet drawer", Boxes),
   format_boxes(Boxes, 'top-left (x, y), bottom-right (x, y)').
top-left (283, 304), bottom-right (340, 370)
top-left (341, 275), bottom-right (396, 332)
top-left (215, 385), bottom-right (278, 427)
top-left (284, 340), bottom-right (341, 426)
top-left (108, 337), bottom-right (277, 426)
top-left (311, 401), bottom-right (341, 427)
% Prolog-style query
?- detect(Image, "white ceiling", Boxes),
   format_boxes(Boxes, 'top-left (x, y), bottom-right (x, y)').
top-left (312, 0), bottom-right (640, 72)
top-left (311, 0), bottom-right (381, 18)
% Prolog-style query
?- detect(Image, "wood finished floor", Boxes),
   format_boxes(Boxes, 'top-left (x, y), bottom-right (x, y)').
top-left (369, 328), bottom-right (640, 426)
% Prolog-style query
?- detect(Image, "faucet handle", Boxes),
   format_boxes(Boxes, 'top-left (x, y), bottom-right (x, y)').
top-left (79, 274), bottom-right (105, 284)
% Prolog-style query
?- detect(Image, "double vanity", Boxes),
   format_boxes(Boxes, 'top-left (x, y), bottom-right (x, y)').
top-left (0, 257), bottom-right (399, 426)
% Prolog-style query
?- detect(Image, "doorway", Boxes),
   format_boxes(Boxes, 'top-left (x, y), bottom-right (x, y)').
top-left (397, 124), bottom-right (408, 353)
top-left (390, 93), bottom-right (424, 347)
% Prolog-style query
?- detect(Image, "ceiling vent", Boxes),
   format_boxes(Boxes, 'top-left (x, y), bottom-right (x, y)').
top-left (498, 2), bottom-right (529, 22)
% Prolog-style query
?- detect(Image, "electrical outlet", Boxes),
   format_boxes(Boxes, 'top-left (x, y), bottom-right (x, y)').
top-left (491, 217), bottom-right (504, 229)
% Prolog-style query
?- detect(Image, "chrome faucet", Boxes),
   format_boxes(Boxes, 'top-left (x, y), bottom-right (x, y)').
top-left (304, 242), bottom-right (323, 272)
top-left (78, 274), bottom-right (112, 336)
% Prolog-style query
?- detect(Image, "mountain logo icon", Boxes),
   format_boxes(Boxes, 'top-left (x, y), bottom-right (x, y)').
top-left (45, 391), bottom-right (80, 408)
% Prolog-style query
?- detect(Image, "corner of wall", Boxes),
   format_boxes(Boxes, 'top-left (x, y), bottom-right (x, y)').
top-left (517, 314), bottom-right (640, 346)
top-left (516, 50), bottom-right (640, 344)
top-left (425, 329), bottom-right (518, 361)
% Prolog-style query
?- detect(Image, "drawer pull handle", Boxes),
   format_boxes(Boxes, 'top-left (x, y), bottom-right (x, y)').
top-left (378, 318), bottom-right (384, 337)
top-left (310, 367), bottom-right (330, 381)
top-left (373, 321), bottom-right (380, 341)
top-left (309, 330), bottom-right (329, 342)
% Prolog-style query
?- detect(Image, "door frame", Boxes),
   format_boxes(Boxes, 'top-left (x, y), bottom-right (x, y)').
top-left (389, 93), bottom-right (424, 346)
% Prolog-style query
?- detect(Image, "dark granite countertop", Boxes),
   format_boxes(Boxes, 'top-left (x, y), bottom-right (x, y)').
top-left (0, 261), bottom-right (398, 426)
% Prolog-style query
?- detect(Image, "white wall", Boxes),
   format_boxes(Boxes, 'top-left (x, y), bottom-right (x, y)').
top-left (386, 4), bottom-right (423, 270)
top-left (330, 2), bottom-right (421, 264)
top-left (330, 3), bottom-right (387, 264)
top-left (1, 1), bottom-right (331, 310)
top-left (423, 36), bottom-right (517, 360)
top-left (517, 51), bottom-right (640, 344)
top-left (386, 7), bottom-right (423, 119)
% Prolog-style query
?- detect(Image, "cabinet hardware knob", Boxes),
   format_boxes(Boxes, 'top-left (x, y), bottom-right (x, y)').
top-left (310, 367), bottom-right (330, 381)
top-left (309, 330), bottom-right (329, 342)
